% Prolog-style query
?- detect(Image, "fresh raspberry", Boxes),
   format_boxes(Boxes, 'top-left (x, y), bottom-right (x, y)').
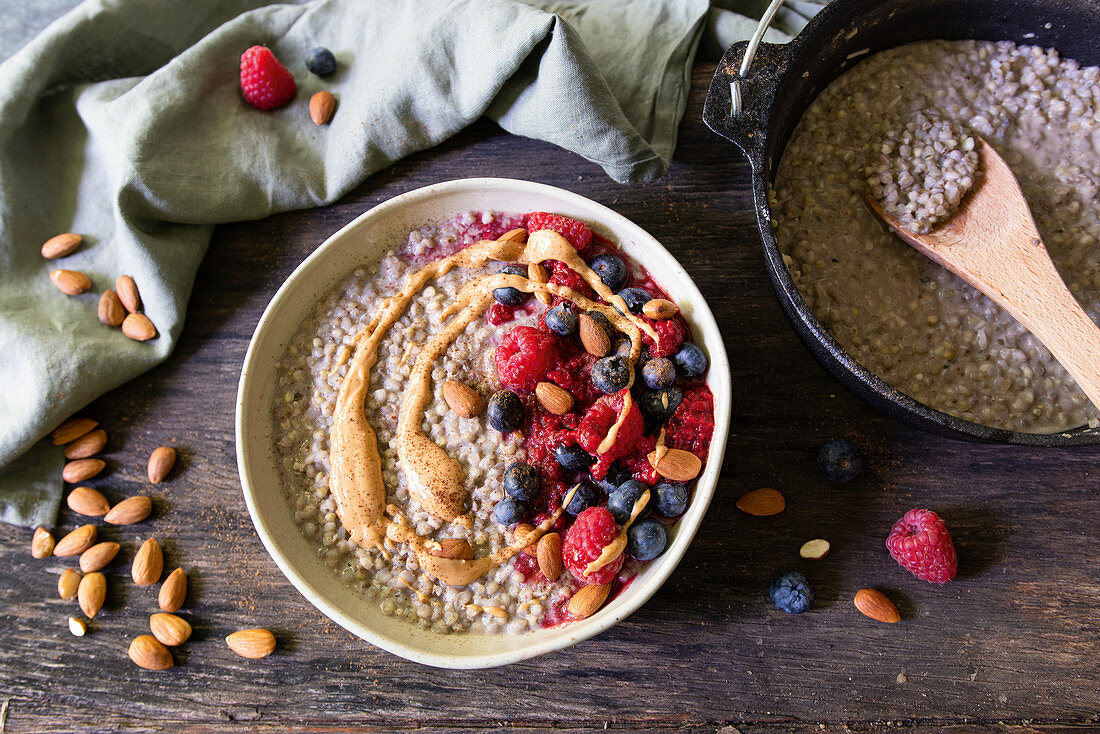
top-left (665, 385), bottom-right (715, 460)
top-left (525, 212), bottom-right (592, 251)
top-left (494, 326), bottom-right (560, 392)
top-left (573, 392), bottom-right (644, 463)
top-left (240, 46), bottom-right (297, 110)
top-left (562, 507), bottom-right (623, 585)
top-left (886, 508), bottom-right (958, 583)
top-left (546, 260), bottom-right (594, 299)
top-left (643, 317), bottom-right (685, 358)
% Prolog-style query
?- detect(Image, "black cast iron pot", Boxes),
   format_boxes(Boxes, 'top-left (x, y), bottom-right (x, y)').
top-left (703, 0), bottom-right (1100, 445)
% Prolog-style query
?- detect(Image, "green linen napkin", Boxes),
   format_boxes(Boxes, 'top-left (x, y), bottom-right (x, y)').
top-left (0, 0), bottom-right (823, 528)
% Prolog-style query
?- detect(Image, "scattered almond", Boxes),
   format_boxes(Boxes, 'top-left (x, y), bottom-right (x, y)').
top-left (150, 613), bottom-right (192, 646)
top-left (535, 381), bottom-right (573, 415)
top-left (309, 90), bottom-right (336, 125)
top-left (537, 532), bottom-right (563, 582)
top-left (68, 616), bottom-right (87, 637)
top-left (159, 568), bottom-right (188, 612)
top-left (442, 381), bottom-right (483, 419)
top-left (80, 541), bottom-right (121, 573)
top-left (578, 312), bottom-right (612, 357)
top-left (226, 628), bottom-right (276, 659)
top-left (62, 429), bottom-right (107, 460)
top-left (66, 486), bottom-right (110, 517)
top-left (62, 458), bottom-right (106, 484)
top-left (799, 538), bottom-right (831, 560)
top-left (498, 228), bottom-right (527, 245)
top-left (98, 290), bottom-right (126, 326)
top-left (647, 448), bottom-right (702, 482)
top-left (642, 298), bottom-right (678, 320)
top-left (54, 524), bottom-right (97, 556)
top-left (77, 571), bottom-right (106, 618)
top-left (513, 523), bottom-right (539, 556)
top-left (104, 495), bottom-right (153, 525)
top-left (58, 568), bottom-right (81, 600)
top-left (51, 417), bottom-right (98, 445)
top-left (115, 275), bottom-right (142, 313)
top-left (854, 588), bottom-right (901, 623)
top-left (41, 233), bottom-right (82, 260)
top-left (147, 446), bottom-right (176, 484)
top-left (430, 538), bottom-right (473, 561)
top-left (31, 527), bottom-right (55, 558)
top-left (122, 313), bottom-right (157, 341)
top-left (132, 538), bottom-right (164, 586)
top-left (128, 634), bottom-right (173, 670)
top-left (567, 582), bottom-right (611, 619)
top-left (50, 269), bottom-right (91, 295)
top-left (528, 262), bottom-right (552, 305)
top-left (735, 487), bottom-right (785, 516)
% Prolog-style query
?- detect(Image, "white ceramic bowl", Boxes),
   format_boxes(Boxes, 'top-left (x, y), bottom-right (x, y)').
top-left (236, 178), bottom-right (731, 668)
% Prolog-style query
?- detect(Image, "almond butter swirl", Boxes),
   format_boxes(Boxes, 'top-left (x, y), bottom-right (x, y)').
top-left (329, 228), bottom-right (658, 586)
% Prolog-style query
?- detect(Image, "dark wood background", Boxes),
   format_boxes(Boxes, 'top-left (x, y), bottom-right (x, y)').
top-left (0, 65), bottom-right (1097, 734)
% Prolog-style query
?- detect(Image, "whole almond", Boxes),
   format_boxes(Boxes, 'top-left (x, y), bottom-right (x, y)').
top-left (535, 382), bottom-right (573, 415)
top-left (67, 486), bottom-right (110, 517)
top-left (50, 269), bottom-right (91, 295)
top-left (62, 458), bottom-right (106, 484)
top-left (159, 568), bottom-right (187, 612)
top-left (78, 571), bottom-right (106, 618)
top-left (132, 538), bottom-right (164, 586)
top-left (54, 524), bottom-right (97, 556)
top-left (63, 429), bottom-right (107, 460)
top-left (497, 228), bottom-right (527, 245)
top-left (51, 417), bottom-right (98, 445)
top-left (528, 262), bottom-right (552, 305)
top-left (736, 487), bottom-right (786, 517)
top-left (150, 613), bottom-right (192, 646)
top-left (226, 628), bottom-right (276, 659)
top-left (430, 538), bottom-right (473, 561)
top-left (578, 312), bottom-right (612, 357)
top-left (309, 90), bottom-right (336, 125)
top-left (104, 495), bottom-right (152, 525)
top-left (80, 541), bottom-right (121, 573)
top-left (442, 381), bottom-right (483, 419)
top-left (642, 298), bottom-right (678, 320)
top-left (98, 290), bottom-right (126, 326)
top-left (58, 568), bottom-right (82, 600)
top-left (31, 527), bottom-right (55, 558)
top-left (537, 532), bottom-right (563, 582)
top-left (854, 588), bottom-right (901, 623)
top-left (799, 538), bottom-right (831, 560)
top-left (115, 275), bottom-right (142, 313)
top-left (567, 582), bottom-right (611, 619)
top-left (128, 635), bottom-right (173, 670)
top-left (41, 232), bottom-right (82, 259)
top-left (647, 448), bottom-right (702, 482)
top-left (122, 313), bottom-right (157, 341)
top-left (513, 523), bottom-right (538, 556)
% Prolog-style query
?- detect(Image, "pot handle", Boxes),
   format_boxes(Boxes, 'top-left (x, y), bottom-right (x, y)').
top-left (703, 39), bottom-right (791, 163)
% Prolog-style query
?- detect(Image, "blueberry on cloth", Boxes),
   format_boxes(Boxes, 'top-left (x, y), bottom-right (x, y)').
top-left (817, 438), bottom-right (864, 482)
top-left (673, 343), bottom-right (708, 378)
top-left (305, 47), bottom-right (337, 76)
top-left (555, 443), bottom-right (595, 471)
top-left (642, 357), bottom-right (676, 389)
top-left (589, 253), bottom-right (628, 291)
top-left (628, 518), bottom-right (667, 561)
top-left (654, 481), bottom-right (688, 518)
top-left (546, 302), bottom-right (578, 336)
top-left (493, 497), bottom-right (527, 525)
top-left (487, 390), bottom-right (524, 432)
top-left (769, 571), bottom-right (814, 614)
top-left (503, 461), bottom-right (540, 502)
top-left (564, 481), bottom-right (601, 515)
top-left (592, 355), bottom-right (631, 394)
top-left (493, 264), bottom-right (529, 306)
top-left (608, 479), bottom-right (647, 523)
top-left (616, 287), bottom-right (651, 315)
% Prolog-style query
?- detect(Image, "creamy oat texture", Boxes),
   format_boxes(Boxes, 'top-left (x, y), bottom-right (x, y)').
top-left (773, 40), bottom-right (1100, 432)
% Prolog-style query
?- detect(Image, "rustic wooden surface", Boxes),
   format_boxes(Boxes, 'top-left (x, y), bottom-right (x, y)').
top-left (1, 65), bottom-right (1098, 734)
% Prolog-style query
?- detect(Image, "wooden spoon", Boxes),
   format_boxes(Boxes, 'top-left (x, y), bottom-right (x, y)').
top-left (863, 136), bottom-right (1100, 412)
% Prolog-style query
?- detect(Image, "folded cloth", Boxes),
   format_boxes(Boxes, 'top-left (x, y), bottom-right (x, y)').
top-left (0, 0), bottom-right (823, 527)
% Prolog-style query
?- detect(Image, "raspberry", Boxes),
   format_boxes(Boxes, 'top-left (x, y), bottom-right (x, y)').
top-left (525, 212), bottom-right (592, 251)
top-left (573, 392), bottom-right (644, 464)
top-left (494, 326), bottom-right (560, 392)
top-left (643, 317), bottom-right (685, 358)
top-left (886, 508), bottom-right (958, 583)
top-left (562, 507), bottom-right (623, 584)
top-left (546, 260), bottom-right (594, 299)
top-left (665, 385), bottom-right (715, 460)
top-left (240, 46), bottom-right (296, 110)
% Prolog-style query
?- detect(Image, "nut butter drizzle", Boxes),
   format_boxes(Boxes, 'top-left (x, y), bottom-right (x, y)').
top-left (330, 228), bottom-right (656, 586)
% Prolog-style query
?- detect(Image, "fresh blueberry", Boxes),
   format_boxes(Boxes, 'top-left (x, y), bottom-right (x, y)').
top-left (493, 264), bottom-right (529, 306)
top-left (673, 343), bottom-right (708, 378)
top-left (654, 481), bottom-right (688, 518)
top-left (503, 462), bottom-right (540, 502)
top-left (554, 443), bottom-right (595, 471)
top-left (616, 287), bottom-right (651, 315)
top-left (642, 357), bottom-right (676, 389)
top-left (817, 438), bottom-right (865, 482)
top-left (545, 302), bottom-right (578, 336)
top-left (492, 497), bottom-right (526, 525)
top-left (595, 463), bottom-right (632, 493)
top-left (487, 390), bottom-right (524, 432)
top-left (589, 253), bottom-right (627, 291)
top-left (607, 479), bottom-right (646, 523)
top-left (564, 481), bottom-right (601, 515)
top-left (305, 47), bottom-right (337, 76)
top-left (628, 518), bottom-right (667, 561)
top-left (769, 571), bottom-right (814, 614)
top-left (592, 355), bottom-right (631, 394)
top-left (639, 386), bottom-right (683, 423)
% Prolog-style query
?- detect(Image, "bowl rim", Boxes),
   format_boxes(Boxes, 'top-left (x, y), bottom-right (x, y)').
top-left (235, 177), bottom-right (732, 668)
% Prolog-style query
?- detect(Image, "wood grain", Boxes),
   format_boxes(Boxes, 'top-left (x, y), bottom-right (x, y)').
top-left (0, 65), bottom-right (1097, 734)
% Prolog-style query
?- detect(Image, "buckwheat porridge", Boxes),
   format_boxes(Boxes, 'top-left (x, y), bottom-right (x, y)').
top-left (273, 210), bottom-right (715, 634)
top-left (772, 40), bottom-right (1100, 433)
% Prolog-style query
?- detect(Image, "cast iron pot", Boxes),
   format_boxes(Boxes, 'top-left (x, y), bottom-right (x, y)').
top-left (703, 0), bottom-right (1100, 445)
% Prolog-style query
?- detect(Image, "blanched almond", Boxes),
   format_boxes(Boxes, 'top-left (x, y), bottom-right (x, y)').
top-left (854, 588), bottom-right (901, 623)
top-left (567, 582), bottom-right (611, 619)
top-left (62, 458), bottom-right (105, 483)
top-left (63, 429), bottom-right (107, 460)
top-left (147, 446), bottom-right (176, 484)
top-left (226, 628), bottom-right (276, 659)
top-left (51, 417), bottom-right (98, 445)
top-left (535, 382), bottom-right (573, 415)
top-left (736, 487), bottom-right (786, 516)
top-left (309, 90), bottom-right (336, 125)
top-left (58, 568), bottom-right (81, 600)
top-left (66, 486), bottom-right (110, 517)
top-left (68, 616), bottom-right (87, 637)
top-left (104, 495), bottom-right (152, 525)
top-left (80, 541), bottom-right (120, 572)
top-left (799, 538), bottom-right (831, 560)
top-left (132, 538), bottom-right (163, 586)
top-left (41, 233), bottom-right (82, 259)
top-left (78, 571), bottom-right (106, 618)
top-left (122, 313), bottom-right (157, 341)
top-left (150, 613), bottom-right (192, 646)
top-left (537, 532), bottom-right (563, 582)
top-left (430, 538), bottom-right (473, 561)
top-left (115, 275), bottom-right (142, 313)
top-left (158, 568), bottom-right (187, 612)
top-left (128, 635), bottom-right (173, 670)
top-left (98, 290), bottom-right (126, 326)
top-left (647, 448), bottom-right (702, 482)
top-left (50, 269), bottom-right (91, 295)
top-left (442, 381), bottom-right (483, 418)
top-left (642, 298), bottom-right (678, 320)
top-left (31, 527), bottom-right (55, 558)
top-left (54, 524), bottom-right (97, 556)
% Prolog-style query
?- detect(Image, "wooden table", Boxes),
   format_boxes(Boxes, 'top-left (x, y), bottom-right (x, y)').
top-left (1, 65), bottom-right (1097, 734)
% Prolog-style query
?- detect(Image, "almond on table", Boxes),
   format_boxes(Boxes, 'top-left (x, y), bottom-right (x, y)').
top-left (147, 446), bottom-right (176, 483)
top-left (104, 495), bottom-right (153, 525)
top-left (66, 486), bottom-right (110, 517)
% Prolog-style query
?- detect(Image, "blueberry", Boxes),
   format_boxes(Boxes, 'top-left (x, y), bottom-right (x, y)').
top-left (642, 357), bottom-right (676, 389)
top-left (564, 481), bottom-right (601, 515)
top-left (554, 443), bottom-right (594, 471)
top-left (639, 386), bottom-right (682, 423)
top-left (769, 571), bottom-right (814, 614)
top-left (673, 343), bottom-right (708, 378)
top-left (592, 355), bottom-right (631, 394)
top-left (627, 518), bottom-right (667, 561)
top-left (595, 462), bottom-right (632, 493)
top-left (503, 461), bottom-right (540, 502)
top-left (545, 303), bottom-right (578, 336)
top-left (487, 390), bottom-right (524, 432)
top-left (817, 438), bottom-right (864, 482)
top-left (305, 47), bottom-right (337, 76)
top-left (589, 253), bottom-right (627, 291)
top-left (492, 497), bottom-right (526, 525)
top-left (607, 479), bottom-right (646, 523)
top-left (654, 481), bottom-right (688, 518)
top-left (493, 265), bottom-right (529, 306)
top-left (616, 287), bottom-right (651, 315)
